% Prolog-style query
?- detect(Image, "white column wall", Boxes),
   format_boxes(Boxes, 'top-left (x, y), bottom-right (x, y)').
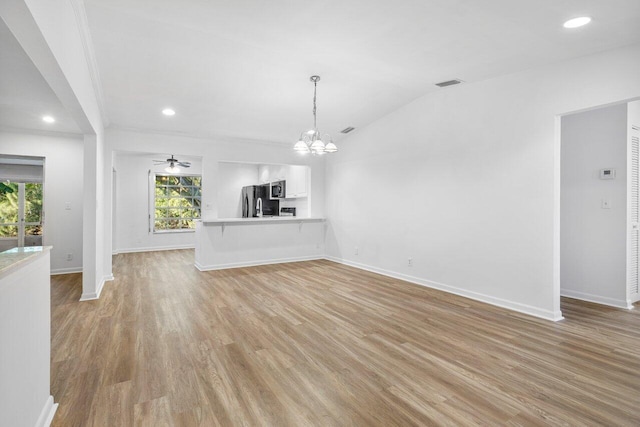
top-left (81, 134), bottom-right (98, 299)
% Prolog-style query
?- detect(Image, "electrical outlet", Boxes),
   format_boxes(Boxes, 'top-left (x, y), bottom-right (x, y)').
top-left (355, 247), bottom-right (359, 255)
top-left (66, 253), bottom-right (73, 261)
top-left (408, 257), bottom-right (413, 267)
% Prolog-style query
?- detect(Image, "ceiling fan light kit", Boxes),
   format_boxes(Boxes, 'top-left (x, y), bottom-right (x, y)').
top-left (165, 164), bottom-right (180, 173)
top-left (153, 155), bottom-right (191, 174)
top-left (294, 75), bottom-right (338, 155)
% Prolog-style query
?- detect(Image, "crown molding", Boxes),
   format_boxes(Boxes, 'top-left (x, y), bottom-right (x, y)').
top-left (69, 0), bottom-right (110, 128)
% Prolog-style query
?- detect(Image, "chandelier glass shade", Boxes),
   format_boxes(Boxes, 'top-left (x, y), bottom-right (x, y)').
top-left (294, 75), bottom-right (337, 155)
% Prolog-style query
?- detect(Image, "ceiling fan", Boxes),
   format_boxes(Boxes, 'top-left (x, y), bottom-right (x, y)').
top-left (153, 155), bottom-right (190, 173)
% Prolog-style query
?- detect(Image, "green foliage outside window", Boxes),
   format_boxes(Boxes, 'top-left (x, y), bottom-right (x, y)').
top-left (154, 175), bottom-right (201, 231)
top-left (0, 182), bottom-right (43, 237)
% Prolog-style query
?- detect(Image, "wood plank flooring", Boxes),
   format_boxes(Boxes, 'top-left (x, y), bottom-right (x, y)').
top-left (50, 250), bottom-right (640, 426)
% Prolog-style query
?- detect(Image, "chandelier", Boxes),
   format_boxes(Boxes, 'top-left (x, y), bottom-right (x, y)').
top-left (294, 75), bottom-right (338, 154)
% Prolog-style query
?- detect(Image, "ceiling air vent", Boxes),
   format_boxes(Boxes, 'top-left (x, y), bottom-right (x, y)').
top-left (435, 79), bottom-right (463, 88)
top-left (341, 126), bottom-right (356, 134)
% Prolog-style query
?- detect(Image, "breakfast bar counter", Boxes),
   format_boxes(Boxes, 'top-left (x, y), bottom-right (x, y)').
top-left (195, 218), bottom-right (325, 271)
top-left (201, 217), bottom-right (325, 225)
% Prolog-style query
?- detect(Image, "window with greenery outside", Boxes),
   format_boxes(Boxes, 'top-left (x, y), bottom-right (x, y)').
top-left (154, 175), bottom-right (201, 231)
top-left (0, 182), bottom-right (43, 237)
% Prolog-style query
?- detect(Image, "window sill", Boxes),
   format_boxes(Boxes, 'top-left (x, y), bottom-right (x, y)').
top-left (153, 229), bottom-right (195, 234)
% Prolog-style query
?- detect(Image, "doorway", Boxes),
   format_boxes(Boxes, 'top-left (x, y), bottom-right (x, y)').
top-left (559, 100), bottom-right (640, 310)
top-left (0, 156), bottom-right (45, 252)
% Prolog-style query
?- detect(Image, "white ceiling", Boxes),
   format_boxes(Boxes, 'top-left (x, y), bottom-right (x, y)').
top-left (0, 18), bottom-right (82, 135)
top-left (2, 1), bottom-right (640, 142)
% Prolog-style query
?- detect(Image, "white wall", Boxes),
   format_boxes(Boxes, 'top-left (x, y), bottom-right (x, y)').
top-left (107, 127), bottom-right (326, 221)
top-left (218, 162), bottom-right (259, 218)
top-left (0, 131), bottom-right (83, 273)
top-left (630, 101), bottom-right (640, 128)
top-left (325, 43), bottom-right (640, 321)
top-left (561, 104), bottom-right (629, 308)
top-left (113, 151), bottom-right (202, 253)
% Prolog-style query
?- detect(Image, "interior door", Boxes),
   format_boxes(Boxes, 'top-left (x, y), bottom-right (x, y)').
top-left (629, 126), bottom-right (640, 303)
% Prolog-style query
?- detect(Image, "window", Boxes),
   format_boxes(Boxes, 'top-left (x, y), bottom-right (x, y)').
top-left (153, 174), bottom-right (201, 232)
top-left (0, 182), bottom-right (43, 248)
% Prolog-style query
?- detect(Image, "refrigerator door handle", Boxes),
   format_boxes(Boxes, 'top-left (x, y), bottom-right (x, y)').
top-left (242, 194), bottom-right (248, 218)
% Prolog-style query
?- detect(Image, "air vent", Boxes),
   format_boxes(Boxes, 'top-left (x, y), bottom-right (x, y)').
top-left (341, 126), bottom-right (356, 134)
top-left (435, 79), bottom-right (463, 88)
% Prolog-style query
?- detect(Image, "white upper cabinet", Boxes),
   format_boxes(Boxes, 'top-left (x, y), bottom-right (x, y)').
top-left (285, 165), bottom-right (309, 198)
top-left (258, 164), bottom-right (308, 198)
top-left (258, 164), bottom-right (270, 184)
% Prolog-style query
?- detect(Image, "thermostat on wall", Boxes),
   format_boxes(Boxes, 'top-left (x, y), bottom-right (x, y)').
top-left (600, 168), bottom-right (616, 180)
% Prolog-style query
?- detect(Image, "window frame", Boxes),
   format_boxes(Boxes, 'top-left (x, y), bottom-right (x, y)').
top-left (150, 173), bottom-right (202, 234)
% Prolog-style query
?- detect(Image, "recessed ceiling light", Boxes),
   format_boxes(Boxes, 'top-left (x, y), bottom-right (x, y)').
top-left (563, 17), bottom-right (592, 29)
top-left (162, 108), bottom-right (176, 116)
top-left (42, 115), bottom-right (55, 123)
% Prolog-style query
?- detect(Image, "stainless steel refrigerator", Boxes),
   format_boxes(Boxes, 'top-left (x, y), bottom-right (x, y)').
top-left (241, 185), bottom-right (279, 217)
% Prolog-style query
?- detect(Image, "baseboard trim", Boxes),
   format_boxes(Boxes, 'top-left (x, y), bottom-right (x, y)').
top-left (79, 276), bottom-right (106, 301)
top-left (325, 256), bottom-right (564, 322)
top-left (35, 395), bottom-right (58, 427)
top-left (51, 267), bottom-right (82, 275)
top-left (195, 255), bottom-right (324, 271)
top-left (561, 289), bottom-right (633, 309)
top-left (114, 244), bottom-right (195, 254)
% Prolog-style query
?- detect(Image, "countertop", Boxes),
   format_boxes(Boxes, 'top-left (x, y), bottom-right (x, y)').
top-left (200, 217), bottom-right (325, 225)
top-left (0, 246), bottom-right (52, 279)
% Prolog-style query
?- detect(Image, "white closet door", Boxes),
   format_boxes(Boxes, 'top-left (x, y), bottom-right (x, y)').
top-left (629, 127), bottom-right (640, 302)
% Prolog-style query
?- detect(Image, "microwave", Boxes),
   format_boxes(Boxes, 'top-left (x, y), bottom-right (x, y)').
top-left (270, 180), bottom-right (286, 199)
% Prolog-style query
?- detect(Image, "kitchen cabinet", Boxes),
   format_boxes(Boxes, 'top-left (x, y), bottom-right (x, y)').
top-left (258, 164), bottom-right (287, 184)
top-left (285, 165), bottom-right (308, 198)
top-left (258, 164), bottom-right (308, 198)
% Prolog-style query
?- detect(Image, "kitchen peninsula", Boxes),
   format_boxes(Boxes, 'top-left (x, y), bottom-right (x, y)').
top-left (195, 161), bottom-right (325, 270)
top-left (194, 217), bottom-right (325, 270)
top-left (0, 246), bottom-right (57, 426)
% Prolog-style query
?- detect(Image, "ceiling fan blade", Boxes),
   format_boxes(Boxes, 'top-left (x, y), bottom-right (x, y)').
top-left (153, 160), bottom-right (167, 164)
top-left (177, 162), bottom-right (191, 167)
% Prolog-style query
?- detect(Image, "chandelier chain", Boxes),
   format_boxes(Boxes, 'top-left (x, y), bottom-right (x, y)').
top-left (313, 79), bottom-right (317, 130)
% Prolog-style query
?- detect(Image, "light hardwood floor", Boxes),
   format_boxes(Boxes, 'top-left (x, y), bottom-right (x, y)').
top-left (50, 250), bottom-right (640, 426)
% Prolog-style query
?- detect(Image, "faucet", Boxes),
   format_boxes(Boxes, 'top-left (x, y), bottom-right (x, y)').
top-left (256, 197), bottom-right (263, 217)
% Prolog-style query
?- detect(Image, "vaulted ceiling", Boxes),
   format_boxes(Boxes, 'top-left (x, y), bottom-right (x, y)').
top-left (3, 1), bottom-right (640, 142)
